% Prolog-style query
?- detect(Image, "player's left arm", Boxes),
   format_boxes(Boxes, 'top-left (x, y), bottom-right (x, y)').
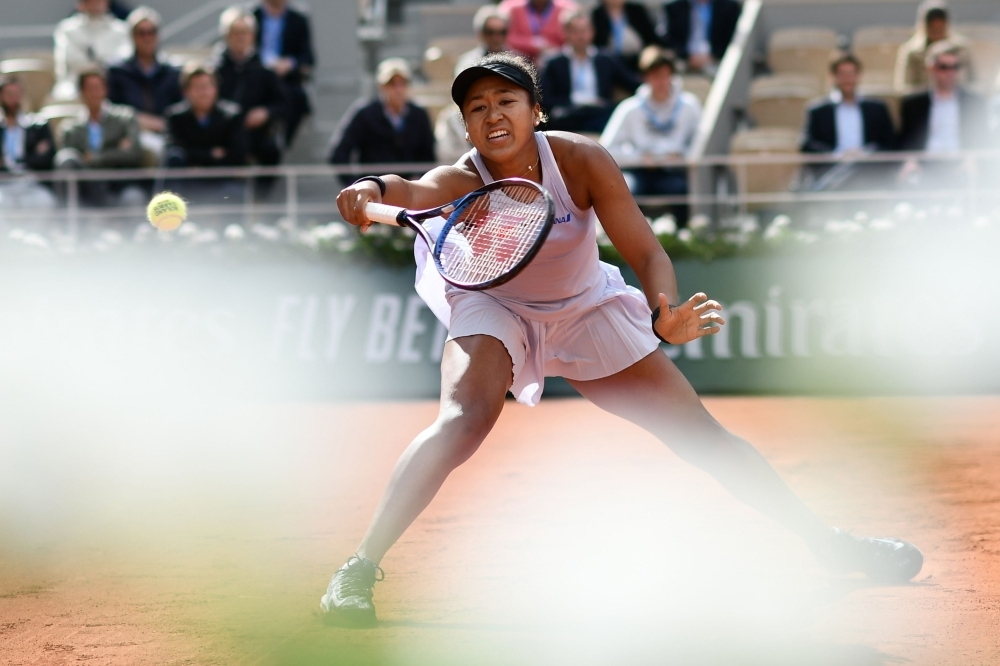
top-left (560, 135), bottom-right (724, 344)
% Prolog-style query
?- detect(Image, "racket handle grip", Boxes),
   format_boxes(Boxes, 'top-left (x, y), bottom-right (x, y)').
top-left (364, 202), bottom-right (403, 226)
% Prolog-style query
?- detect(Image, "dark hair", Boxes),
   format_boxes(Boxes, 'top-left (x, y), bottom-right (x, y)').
top-left (470, 51), bottom-right (543, 108)
top-left (181, 61), bottom-right (216, 89)
top-left (638, 46), bottom-right (676, 74)
top-left (829, 52), bottom-right (862, 74)
top-left (925, 7), bottom-right (948, 24)
top-left (0, 75), bottom-right (19, 94)
top-left (77, 68), bottom-right (106, 92)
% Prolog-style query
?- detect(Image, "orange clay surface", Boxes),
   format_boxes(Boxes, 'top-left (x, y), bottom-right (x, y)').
top-left (1, 397), bottom-right (998, 665)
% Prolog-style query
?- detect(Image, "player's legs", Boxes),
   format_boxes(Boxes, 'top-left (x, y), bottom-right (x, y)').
top-left (567, 350), bottom-right (833, 552)
top-left (355, 334), bottom-right (513, 565)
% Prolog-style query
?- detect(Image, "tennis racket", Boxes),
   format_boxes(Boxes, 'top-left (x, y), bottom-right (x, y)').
top-left (364, 178), bottom-right (554, 290)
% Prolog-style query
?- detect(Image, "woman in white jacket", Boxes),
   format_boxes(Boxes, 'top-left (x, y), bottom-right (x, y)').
top-left (600, 47), bottom-right (701, 204)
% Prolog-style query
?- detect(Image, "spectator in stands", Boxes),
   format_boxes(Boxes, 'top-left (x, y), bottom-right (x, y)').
top-left (600, 47), bottom-right (700, 223)
top-left (252, 0), bottom-right (315, 147)
top-left (215, 7), bottom-right (288, 167)
top-left (540, 10), bottom-right (639, 133)
top-left (55, 70), bottom-right (143, 205)
top-left (663, 0), bottom-right (741, 75)
top-left (328, 58), bottom-right (435, 186)
top-left (106, 7), bottom-right (182, 163)
top-left (165, 63), bottom-right (248, 168)
top-left (801, 53), bottom-right (898, 190)
top-left (899, 42), bottom-right (987, 151)
top-left (455, 6), bottom-right (509, 75)
top-left (898, 42), bottom-right (989, 186)
top-left (802, 53), bottom-right (897, 155)
top-left (53, 0), bottom-right (131, 101)
top-left (500, 0), bottom-right (578, 63)
top-left (0, 77), bottom-right (56, 173)
top-left (895, 2), bottom-right (972, 93)
top-left (591, 0), bottom-right (660, 74)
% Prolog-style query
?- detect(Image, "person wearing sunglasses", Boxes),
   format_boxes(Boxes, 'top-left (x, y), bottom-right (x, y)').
top-left (107, 7), bottom-right (183, 143)
top-left (894, 2), bottom-right (973, 94)
top-left (900, 42), bottom-right (987, 152)
top-left (897, 41), bottom-right (989, 186)
top-left (456, 6), bottom-right (511, 76)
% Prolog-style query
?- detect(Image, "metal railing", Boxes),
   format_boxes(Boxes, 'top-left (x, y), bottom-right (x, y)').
top-left (2, 149), bottom-right (999, 237)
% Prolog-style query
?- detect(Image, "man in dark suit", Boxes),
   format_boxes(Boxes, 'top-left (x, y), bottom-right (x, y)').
top-left (106, 7), bottom-right (183, 140)
top-left (802, 53), bottom-right (897, 154)
top-left (0, 77), bottom-right (55, 172)
top-left (591, 0), bottom-right (660, 73)
top-left (253, 0), bottom-right (314, 147)
top-left (899, 42), bottom-right (987, 151)
top-left (165, 64), bottom-right (247, 168)
top-left (801, 53), bottom-right (897, 191)
top-left (216, 8), bottom-right (288, 167)
top-left (165, 63), bottom-right (248, 203)
top-left (897, 41), bottom-right (988, 187)
top-left (328, 58), bottom-right (435, 186)
top-left (664, 0), bottom-right (741, 73)
top-left (541, 10), bottom-right (640, 133)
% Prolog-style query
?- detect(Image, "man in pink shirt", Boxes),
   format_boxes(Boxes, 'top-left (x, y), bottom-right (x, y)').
top-left (501, 0), bottom-right (578, 63)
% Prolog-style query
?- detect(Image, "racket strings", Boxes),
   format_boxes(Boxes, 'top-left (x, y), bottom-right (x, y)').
top-left (439, 184), bottom-right (549, 285)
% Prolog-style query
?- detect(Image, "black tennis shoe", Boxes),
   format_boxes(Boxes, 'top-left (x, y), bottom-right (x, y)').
top-left (819, 528), bottom-right (923, 583)
top-left (320, 555), bottom-right (384, 624)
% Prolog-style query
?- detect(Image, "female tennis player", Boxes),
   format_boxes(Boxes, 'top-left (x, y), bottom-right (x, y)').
top-left (323, 52), bottom-right (922, 624)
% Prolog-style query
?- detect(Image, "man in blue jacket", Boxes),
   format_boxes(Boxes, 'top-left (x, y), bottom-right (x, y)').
top-left (253, 0), bottom-right (315, 146)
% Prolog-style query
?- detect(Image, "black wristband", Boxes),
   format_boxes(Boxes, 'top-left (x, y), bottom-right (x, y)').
top-left (353, 176), bottom-right (386, 197)
top-left (650, 304), bottom-right (677, 345)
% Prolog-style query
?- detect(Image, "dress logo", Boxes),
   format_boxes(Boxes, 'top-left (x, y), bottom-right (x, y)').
top-left (554, 212), bottom-right (572, 225)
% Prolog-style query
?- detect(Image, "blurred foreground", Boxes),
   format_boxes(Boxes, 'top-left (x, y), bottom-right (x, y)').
top-left (1, 397), bottom-right (998, 665)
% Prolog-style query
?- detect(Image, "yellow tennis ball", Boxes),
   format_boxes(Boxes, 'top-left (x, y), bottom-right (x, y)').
top-left (147, 192), bottom-right (187, 231)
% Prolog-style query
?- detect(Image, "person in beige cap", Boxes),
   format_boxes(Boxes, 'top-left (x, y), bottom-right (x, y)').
top-left (328, 57), bottom-right (435, 184)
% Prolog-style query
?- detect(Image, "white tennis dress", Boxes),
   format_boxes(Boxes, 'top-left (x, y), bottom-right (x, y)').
top-left (414, 132), bottom-right (659, 405)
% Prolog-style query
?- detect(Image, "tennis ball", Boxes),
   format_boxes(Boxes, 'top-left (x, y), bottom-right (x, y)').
top-left (147, 192), bottom-right (187, 231)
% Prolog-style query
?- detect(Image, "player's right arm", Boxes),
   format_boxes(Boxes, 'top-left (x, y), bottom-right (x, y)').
top-left (337, 162), bottom-right (482, 230)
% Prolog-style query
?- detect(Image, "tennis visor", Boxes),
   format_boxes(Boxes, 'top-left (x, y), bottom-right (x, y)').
top-left (451, 62), bottom-right (535, 107)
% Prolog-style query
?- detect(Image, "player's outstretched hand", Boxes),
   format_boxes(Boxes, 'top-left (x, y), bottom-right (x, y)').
top-left (654, 292), bottom-right (725, 345)
top-left (337, 181), bottom-right (382, 232)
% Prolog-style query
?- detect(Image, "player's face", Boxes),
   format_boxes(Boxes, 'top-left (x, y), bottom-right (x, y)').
top-left (462, 75), bottom-right (539, 162)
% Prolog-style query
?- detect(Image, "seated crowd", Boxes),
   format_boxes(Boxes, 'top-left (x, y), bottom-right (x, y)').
top-left (801, 43), bottom-right (993, 190)
top-left (0, 0), bottom-right (314, 204)
top-left (5, 0), bottom-right (999, 216)
top-left (332, 0), bottom-right (736, 223)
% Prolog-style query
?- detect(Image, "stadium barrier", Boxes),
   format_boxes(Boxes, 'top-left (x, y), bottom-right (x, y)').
top-left (1, 150), bottom-right (999, 233)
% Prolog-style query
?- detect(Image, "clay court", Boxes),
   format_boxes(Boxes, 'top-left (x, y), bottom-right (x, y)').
top-left (2, 395), bottom-right (999, 665)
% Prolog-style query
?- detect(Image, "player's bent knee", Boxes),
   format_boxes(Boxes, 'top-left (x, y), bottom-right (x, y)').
top-left (432, 403), bottom-right (500, 466)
